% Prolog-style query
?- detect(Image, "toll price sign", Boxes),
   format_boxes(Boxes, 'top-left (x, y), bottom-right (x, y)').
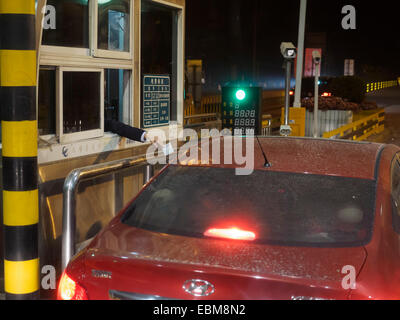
top-left (143, 75), bottom-right (170, 128)
top-left (221, 87), bottom-right (262, 136)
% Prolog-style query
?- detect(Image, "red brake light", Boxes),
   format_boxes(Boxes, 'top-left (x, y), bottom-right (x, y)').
top-left (57, 271), bottom-right (88, 300)
top-left (204, 227), bottom-right (256, 241)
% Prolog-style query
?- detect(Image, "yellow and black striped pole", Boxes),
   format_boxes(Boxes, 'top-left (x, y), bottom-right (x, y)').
top-left (0, 0), bottom-right (39, 299)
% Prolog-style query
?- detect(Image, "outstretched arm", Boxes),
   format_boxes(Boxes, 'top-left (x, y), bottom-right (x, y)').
top-left (105, 119), bottom-right (147, 143)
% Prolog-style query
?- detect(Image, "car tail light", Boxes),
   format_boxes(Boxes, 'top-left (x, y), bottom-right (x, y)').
top-left (57, 271), bottom-right (88, 300)
top-left (204, 227), bottom-right (256, 241)
top-left (322, 92), bottom-right (332, 97)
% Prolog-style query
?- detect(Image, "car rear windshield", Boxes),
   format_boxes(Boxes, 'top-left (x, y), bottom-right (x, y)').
top-left (121, 165), bottom-right (376, 247)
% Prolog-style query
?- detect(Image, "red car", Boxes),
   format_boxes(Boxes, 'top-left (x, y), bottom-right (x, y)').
top-left (58, 137), bottom-right (400, 300)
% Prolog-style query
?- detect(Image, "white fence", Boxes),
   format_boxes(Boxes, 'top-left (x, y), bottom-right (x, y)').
top-left (305, 110), bottom-right (353, 137)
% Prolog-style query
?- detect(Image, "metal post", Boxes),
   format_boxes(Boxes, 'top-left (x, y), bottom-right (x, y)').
top-left (0, 0), bottom-right (39, 300)
top-left (62, 170), bottom-right (80, 272)
top-left (114, 172), bottom-right (124, 214)
top-left (314, 63), bottom-right (320, 138)
top-left (284, 60), bottom-right (292, 126)
top-left (61, 155), bottom-right (166, 271)
top-left (293, 0), bottom-right (307, 108)
top-left (144, 164), bottom-right (154, 184)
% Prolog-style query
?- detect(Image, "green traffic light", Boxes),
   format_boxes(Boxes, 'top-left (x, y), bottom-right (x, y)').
top-left (235, 89), bottom-right (246, 101)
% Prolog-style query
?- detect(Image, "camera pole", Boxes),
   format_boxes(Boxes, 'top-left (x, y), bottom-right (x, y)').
top-left (313, 62), bottom-right (320, 138)
top-left (293, 0), bottom-right (307, 108)
top-left (280, 42), bottom-right (296, 136)
top-left (284, 59), bottom-right (292, 126)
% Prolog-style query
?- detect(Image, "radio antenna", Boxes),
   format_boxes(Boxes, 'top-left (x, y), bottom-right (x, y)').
top-left (256, 136), bottom-right (272, 168)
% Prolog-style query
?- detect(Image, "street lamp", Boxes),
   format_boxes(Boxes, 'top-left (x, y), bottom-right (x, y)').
top-left (280, 42), bottom-right (297, 136)
top-left (312, 50), bottom-right (321, 138)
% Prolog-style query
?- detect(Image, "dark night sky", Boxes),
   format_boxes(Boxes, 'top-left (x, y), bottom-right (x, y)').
top-left (186, 0), bottom-right (400, 92)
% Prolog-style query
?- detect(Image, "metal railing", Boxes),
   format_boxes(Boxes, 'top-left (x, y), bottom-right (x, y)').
top-left (61, 155), bottom-right (165, 270)
top-left (322, 110), bottom-right (385, 141)
top-left (366, 80), bottom-right (399, 93)
top-left (184, 113), bottom-right (220, 128)
top-left (201, 95), bottom-right (222, 114)
top-left (261, 114), bottom-right (272, 136)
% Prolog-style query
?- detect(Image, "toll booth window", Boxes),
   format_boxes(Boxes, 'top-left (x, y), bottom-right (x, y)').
top-left (98, 0), bottom-right (130, 52)
top-left (38, 68), bottom-right (56, 136)
top-left (104, 69), bottom-right (131, 124)
top-left (62, 71), bottom-right (101, 135)
top-left (141, 0), bottom-right (179, 126)
top-left (42, 0), bottom-right (89, 48)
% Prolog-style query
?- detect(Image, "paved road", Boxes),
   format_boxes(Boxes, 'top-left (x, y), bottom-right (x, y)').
top-left (366, 87), bottom-right (400, 146)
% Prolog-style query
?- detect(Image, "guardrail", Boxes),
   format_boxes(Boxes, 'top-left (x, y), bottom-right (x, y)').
top-left (261, 114), bottom-right (282, 136)
top-left (261, 115), bottom-right (272, 136)
top-left (186, 90), bottom-right (286, 116)
top-left (184, 95), bottom-right (196, 119)
top-left (185, 94), bottom-right (221, 125)
top-left (185, 90), bottom-right (285, 128)
top-left (366, 80), bottom-right (399, 93)
top-left (62, 155), bottom-right (164, 270)
top-left (184, 113), bottom-right (220, 127)
top-left (322, 109), bottom-right (385, 141)
top-left (201, 95), bottom-right (221, 114)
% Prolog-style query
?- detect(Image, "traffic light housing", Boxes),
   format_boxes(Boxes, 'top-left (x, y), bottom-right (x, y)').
top-left (221, 86), bottom-right (262, 136)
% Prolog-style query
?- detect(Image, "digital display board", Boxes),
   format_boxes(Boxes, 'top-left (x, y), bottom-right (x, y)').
top-left (143, 75), bottom-right (170, 128)
top-left (221, 87), bottom-right (262, 135)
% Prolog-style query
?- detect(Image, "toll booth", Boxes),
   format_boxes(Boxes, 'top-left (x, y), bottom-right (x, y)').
top-left (0, 0), bottom-right (185, 298)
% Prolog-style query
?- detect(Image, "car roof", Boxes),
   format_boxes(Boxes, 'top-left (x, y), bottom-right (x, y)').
top-left (182, 136), bottom-right (387, 180)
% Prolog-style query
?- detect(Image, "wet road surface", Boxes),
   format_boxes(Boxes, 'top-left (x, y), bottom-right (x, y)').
top-left (366, 86), bottom-right (400, 146)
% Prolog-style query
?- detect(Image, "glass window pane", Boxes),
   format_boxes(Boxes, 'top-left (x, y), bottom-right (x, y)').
top-left (141, 1), bottom-right (172, 76)
top-left (98, 0), bottom-right (130, 52)
top-left (141, 0), bottom-right (178, 126)
top-left (38, 68), bottom-right (56, 135)
top-left (104, 69), bottom-right (131, 124)
top-left (63, 71), bottom-right (101, 134)
top-left (122, 166), bottom-right (376, 248)
top-left (42, 0), bottom-right (89, 48)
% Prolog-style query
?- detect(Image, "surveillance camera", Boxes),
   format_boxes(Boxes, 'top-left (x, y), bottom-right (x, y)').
top-left (280, 124), bottom-right (292, 136)
top-left (280, 42), bottom-right (297, 59)
top-left (312, 50), bottom-right (321, 64)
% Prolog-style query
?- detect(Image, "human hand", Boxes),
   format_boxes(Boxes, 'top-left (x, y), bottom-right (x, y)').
top-left (144, 133), bottom-right (159, 145)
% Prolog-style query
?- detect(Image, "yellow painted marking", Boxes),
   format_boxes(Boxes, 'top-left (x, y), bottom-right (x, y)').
top-left (3, 190), bottom-right (39, 226)
top-left (1, 120), bottom-right (38, 157)
top-left (4, 259), bottom-right (40, 295)
top-left (0, 0), bottom-right (35, 14)
top-left (0, 50), bottom-right (36, 87)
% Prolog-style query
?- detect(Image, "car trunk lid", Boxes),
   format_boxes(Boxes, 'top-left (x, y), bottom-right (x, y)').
top-left (82, 225), bottom-right (366, 300)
